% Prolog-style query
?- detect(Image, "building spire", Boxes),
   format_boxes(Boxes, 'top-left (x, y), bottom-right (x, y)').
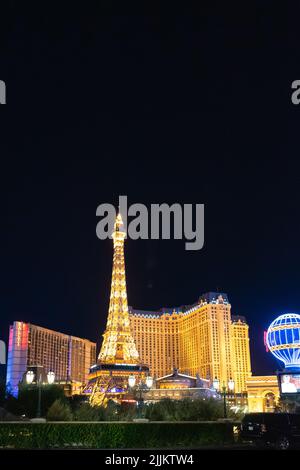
top-left (98, 212), bottom-right (140, 364)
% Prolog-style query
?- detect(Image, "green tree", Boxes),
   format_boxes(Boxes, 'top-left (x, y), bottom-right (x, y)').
top-left (16, 384), bottom-right (67, 418)
top-left (68, 394), bottom-right (87, 413)
top-left (74, 403), bottom-right (106, 421)
top-left (145, 397), bottom-right (225, 421)
top-left (3, 393), bottom-right (24, 417)
top-left (105, 399), bottom-right (121, 421)
top-left (146, 404), bottom-right (165, 421)
top-left (0, 379), bottom-right (6, 407)
top-left (118, 402), bottom-right (136, 421)
top-left (46, 399), bottom-right (73, 421)
top-left (145, 399), bottom-right (175, 421)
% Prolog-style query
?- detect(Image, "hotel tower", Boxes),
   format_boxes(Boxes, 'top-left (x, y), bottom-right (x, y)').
top-left (129, 293), bottom-right (252, 393)
top-left (6, 321), bottom-right (96, 396)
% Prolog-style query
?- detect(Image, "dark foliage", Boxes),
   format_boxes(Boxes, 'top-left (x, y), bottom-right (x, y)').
top-left (46, 400), bottom-right (73, 421)
top-left (5, 384), bottom-right (67, 418)
top-left (145, 398), bottom-right (227, 421)
top-left (0, 421), bottom-right (235, 448)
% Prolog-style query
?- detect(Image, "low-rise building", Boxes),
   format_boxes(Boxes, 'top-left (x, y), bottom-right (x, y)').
top-left (246, 375), bottom-right (279, 412)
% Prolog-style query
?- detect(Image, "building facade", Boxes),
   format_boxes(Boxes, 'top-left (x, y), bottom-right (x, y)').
top-left (231, 316), bottom-right (252, 394)
top-left (6, 321), bottom-right (96, 396)
top-left (246, 375), bottom-right (280, 412)
top-left (145, 368), bottom-right (215, 402)
top-left (129, 292), bottom-right (252, 393)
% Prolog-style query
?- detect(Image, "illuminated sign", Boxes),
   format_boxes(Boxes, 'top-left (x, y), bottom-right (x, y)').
top-left (279, 373), bottom-right (300, 394)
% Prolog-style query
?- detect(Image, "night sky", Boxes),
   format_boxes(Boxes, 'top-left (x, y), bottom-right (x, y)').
top-left (0, 2), bottom-right (298, 376)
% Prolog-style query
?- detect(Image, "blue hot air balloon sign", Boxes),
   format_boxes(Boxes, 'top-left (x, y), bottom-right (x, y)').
top-left (266, 313), bottom-right (300, 370)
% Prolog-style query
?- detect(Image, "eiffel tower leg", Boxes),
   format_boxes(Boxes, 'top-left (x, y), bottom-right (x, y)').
top-left (90, 376), bottom-right (112, 407)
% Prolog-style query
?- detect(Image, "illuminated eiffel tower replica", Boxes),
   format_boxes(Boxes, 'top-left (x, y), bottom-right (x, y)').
top-left (86, 213), bottom-right (149, 406)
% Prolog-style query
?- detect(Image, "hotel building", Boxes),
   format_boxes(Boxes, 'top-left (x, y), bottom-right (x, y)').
top-left (6, 321), bottom-right (96, 396)
top-left (129, 292), bottom-right (252, 393)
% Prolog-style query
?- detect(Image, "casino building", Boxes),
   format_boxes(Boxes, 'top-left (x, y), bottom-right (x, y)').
top-left (6, 321), bottom-right (96, 396)
top-left (129, 293), bottom-right (252, 394)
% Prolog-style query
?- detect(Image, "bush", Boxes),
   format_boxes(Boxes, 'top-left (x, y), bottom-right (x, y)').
top-left (68, 394), bottom-right (88, 413)
top-left (0, 421), bottom-right (235, 448)
top-left (73, 399), bottom-right (152, 422)
top-left (4, 394), bottom-right (24, 417)
top-left (118, 402), bottom-right (136, 421)
top-left (74, 403), bottom-right (106, 421)
top-left (8, 384), bottom-right (67, 418)
top-left (145, 398), bottom-right (225, 421)
top-left (0, 380), bottom-right (6, 407)
top-left (46, 400), bottom-right (73, 421)
top-left (104, 400), bottom-right (121, 421)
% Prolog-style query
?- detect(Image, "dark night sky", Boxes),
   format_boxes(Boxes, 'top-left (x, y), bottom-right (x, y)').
top-left (0, 2), bottom-right (298, 376)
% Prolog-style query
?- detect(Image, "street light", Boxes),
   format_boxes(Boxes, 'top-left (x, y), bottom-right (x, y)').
top-left (222, 378), bottom-right (235, 418)
top-left (128, 375), bottom-right (136, 388)
top-left (228, 378), bottom-right (235, 392)
top-left (26, 369), bottom-right (56, 420)
top-left (26, 370), bottom-right (34, 385)
top-left (213, 377), bottom-right (220, 391)
top-left (47, 371), bottom-right (55, 385)
top-left (213, 377), bottom-right (235, 418)
top-left (145, 376), bottom-right (153, 389)
top-left (128, 375), bottom-right (153, 420)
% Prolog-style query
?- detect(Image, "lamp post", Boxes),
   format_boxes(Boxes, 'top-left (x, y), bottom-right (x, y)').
top-left (26, 370), bottom-right (34, 385)
top-left (213, 377), bottom-right (235, 419)
top-left (26, 369), bottom-right (55, 420)
top-left (47, 371), bottom-right (55, 385)
top-left (128, 375), bottom-right (153, 420)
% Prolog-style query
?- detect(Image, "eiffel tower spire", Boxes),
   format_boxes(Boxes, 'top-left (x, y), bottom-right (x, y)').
top-left (98, 212), bottom-right (140, 364)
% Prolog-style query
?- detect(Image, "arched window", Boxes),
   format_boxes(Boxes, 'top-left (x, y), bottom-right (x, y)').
top-left (263, 392), bottom-right (276, 412)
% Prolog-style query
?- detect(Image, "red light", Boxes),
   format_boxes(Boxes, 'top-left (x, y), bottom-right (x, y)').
top-left (264, 331), bottom-right (269, 352)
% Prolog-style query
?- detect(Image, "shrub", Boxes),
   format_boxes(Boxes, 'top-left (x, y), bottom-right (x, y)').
top-left (68, 394), bottom-right (88, 413)
top-left (145, 398), bottom-right (224, 422)
top-left (46, 399), bottom-right (73, 421)
top-left (4, 394), bottom-right (24, 417)
top-left (104, 400), bottom-right (121, 421)
top-left (0, 380), bottom-right (6, 407)
top-left (10, 384), bottom-right (67, 418)
top-left (0, 422), bottom-right (235, 448)
top-left (145, 402), bottom-right (165, 421)
top-left (118, 402), bottom-right (136, 421)
top-left (74, 403), bottom-right (106, 421)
